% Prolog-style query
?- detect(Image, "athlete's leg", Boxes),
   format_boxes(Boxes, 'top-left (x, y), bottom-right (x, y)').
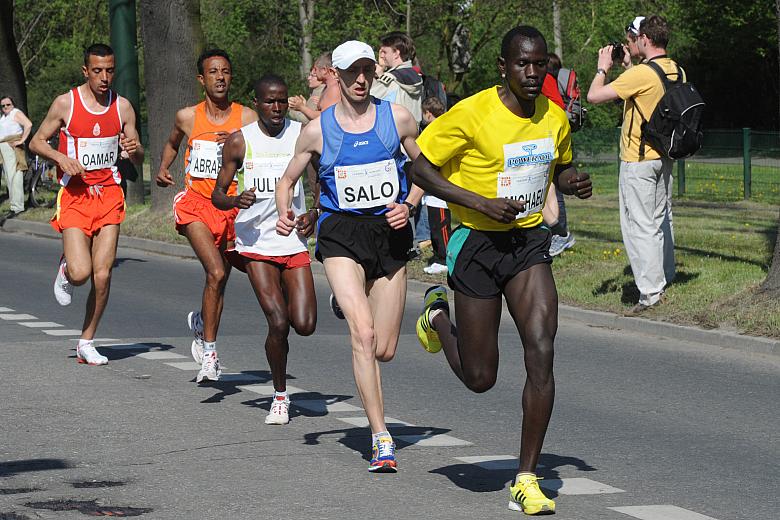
top-left (366, 266), bottom-right (407, 362)
top-left (280, 265), bottom-right (317, 337)
top-left (246, 261), bottom-right (292, 392)
top-left (184, 222), bottom-right (231, 342)
top-left (323, 257), bottom-right (387, 434)
top-left (80, 224), bottom-right (120, 340)
top-left (62, 228), bottom-right (94, 286)
top-left (503, 262), bottom-right (557, 473)
top-left (431, 293), bottom-right (502, 393)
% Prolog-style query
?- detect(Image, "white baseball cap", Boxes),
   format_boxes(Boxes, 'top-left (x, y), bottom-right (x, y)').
top-left (332, 40), bottom-right (376, 70)
top-left (626, 16), bottom-right (645, 35)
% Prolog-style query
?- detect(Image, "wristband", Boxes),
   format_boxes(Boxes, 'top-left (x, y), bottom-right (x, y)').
top-left (403, 201), bottom-right (416, 217)
top-left (596, 68), bottom-right (607, 76)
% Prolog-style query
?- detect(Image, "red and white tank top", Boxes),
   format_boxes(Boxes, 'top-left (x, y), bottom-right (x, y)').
top-left (184, 101), bottom-right (243, 199)
top-left (58, 86), bottom-right (123, 187)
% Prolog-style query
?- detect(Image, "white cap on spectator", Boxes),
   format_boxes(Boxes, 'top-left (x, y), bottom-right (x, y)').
top-left (332, 40), bottom-right (376, 70)
top-left (627, 16), bottom-right (645, 35)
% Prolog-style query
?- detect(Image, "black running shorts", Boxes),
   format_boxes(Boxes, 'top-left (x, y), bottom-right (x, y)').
top-left (315, 213), bottom-right (413, 281)
top-left (446, 225), bottom-right (553, 298)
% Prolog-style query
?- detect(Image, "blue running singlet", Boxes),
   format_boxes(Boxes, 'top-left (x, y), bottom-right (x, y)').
top-left (318, 98), bottom-right (409, 217)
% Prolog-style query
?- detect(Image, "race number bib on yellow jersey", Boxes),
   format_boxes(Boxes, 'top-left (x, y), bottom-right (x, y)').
top-left (189, 139), bottom-right (222, 179)
top-left (334, 159), bottom-right (399, 209)
top-left (77, 136), bottom-right (119, 170)
top-left (244, 156), bottom-right (299, 199)
top-left (497, 138), bottom-right (555, 218)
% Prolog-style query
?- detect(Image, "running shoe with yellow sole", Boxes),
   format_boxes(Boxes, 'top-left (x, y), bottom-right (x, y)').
top-left (508, 474), bottom-right (556, 515)
top-left (415, 285), bottom-right (449, 354)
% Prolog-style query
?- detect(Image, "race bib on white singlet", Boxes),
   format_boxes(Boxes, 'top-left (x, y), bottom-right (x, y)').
top-left (334, 159), bottom-right (399, 209)
top-left (243, 156), bottom-right (298, 199)
top-left (189, 139), bottom-right (222, 179)
top-left (77, 136), bottom-right (119, 170)
top-left (497, 138), bottom-right (555, 218)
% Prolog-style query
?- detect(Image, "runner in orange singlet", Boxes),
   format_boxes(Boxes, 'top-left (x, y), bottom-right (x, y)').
top-left (155, 49), bottom-right (257, 383)
top-left (29, 43), bottom-right (143, 366)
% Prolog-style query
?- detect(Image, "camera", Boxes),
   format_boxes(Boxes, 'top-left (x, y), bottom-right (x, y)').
top-left (608, 41), bottom-right (625, 62)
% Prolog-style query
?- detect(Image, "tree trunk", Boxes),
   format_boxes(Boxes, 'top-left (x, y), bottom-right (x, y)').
top-left (139, 0), bottom-right (203, 212)
top-left (298, 0), bottom-right (314, 80)
top-left (0, 0), bottom-right (27, 114)
top-left (761, 0), bottom-right (780, 294)
top-left (552, 0), bottom-right (562, 60)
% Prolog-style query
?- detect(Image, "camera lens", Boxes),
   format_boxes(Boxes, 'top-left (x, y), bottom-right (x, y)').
top-left (610, 42), bottom-right (625, 62)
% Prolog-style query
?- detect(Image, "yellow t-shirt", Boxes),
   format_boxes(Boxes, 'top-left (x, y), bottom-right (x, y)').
top-left (417, 86), bottom-right (572, 231)
top-left (610, 58), bottom-right (683, 162)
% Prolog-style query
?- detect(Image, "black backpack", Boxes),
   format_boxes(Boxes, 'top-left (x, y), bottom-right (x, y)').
top-left (556, 67), bottom-right (585, 132)
top-left (422, 74), bottom-right (448, 109)
top-left (634, 59), bottom-right (705, 160)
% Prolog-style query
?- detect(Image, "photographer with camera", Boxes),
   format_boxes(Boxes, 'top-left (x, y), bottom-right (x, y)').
top-left (586, 15), bottom-right (678, 315)
top-left (609, 16), bottom-right (645, 70)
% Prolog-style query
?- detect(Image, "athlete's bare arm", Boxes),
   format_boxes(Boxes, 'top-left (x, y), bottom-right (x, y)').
top-left (386, 103), bottom-right (423, 229)
top-left (29, 93), bottom-right (86, 177)
top-left (276, 119), bottom-right (323, 236)
top-left (155, 106), bottom-right (195, 187)
top-left (117, 97), bottom-right (144, 165)
top-left (553, 163), bottom-right (592, 199)
top-left (412, 153), bottom-right (524, 224)
top-left (212, 131), bottom-right (255, 210)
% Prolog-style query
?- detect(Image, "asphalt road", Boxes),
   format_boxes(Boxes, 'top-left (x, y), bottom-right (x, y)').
top-left (0, 231), bottom-right (777, 520)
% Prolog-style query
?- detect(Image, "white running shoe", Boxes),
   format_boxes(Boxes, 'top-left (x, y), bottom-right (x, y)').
top-left (54, 258), bottom-right (73, 306)
top-left (196, 350), bottom-right (221, 383)
top-left (549, 232), bottom-right (576, 257)
top-left (423, 262), bottom-right (448, 275)
top-left (265, 395), bottom-right (290, 425)
top-left (76, 342), bottom-right (108, 365)
top-left (187, 311), bottom-right (205, 363)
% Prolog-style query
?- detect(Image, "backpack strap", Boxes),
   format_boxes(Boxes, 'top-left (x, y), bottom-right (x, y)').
top-left (633, 59), bottom-right (681, 159)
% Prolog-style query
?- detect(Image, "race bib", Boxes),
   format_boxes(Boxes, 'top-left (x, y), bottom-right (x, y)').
top-left (188, 139), bottom-right (222, 179)
top-left (334, 159), bottom-right (399, 209)
top-left (497, 138), bottom-right (555, 218)
top-left (77, 136), bottom-right (119, 170)
top-left (244, 156), bottom-right (299, 199)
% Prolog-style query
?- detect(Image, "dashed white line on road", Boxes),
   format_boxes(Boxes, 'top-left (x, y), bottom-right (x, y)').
top-left (19, 321), bottom-right (63, 328)
top-left (43, 329), bottom-right (83, 336)
top-left (610, 505), bottom-right (719, 520)
top-left (0, 313), bottom-right (38, 320)
top-left (337, 416), bottom-right (412, 428)
top-left (101, 343), bottom-right (149, 349)
top-left (396, 434), bottom-right (472, 447)
top-left (238, 384), bottom-right (305, 395)
top-left (454, 455), bottom-right (520, 470)
top-left (137, 351), bottom-right (188, 360)
top-left (539, 478), bottom-right (624, 495)
top-left (294, 400), bottom-right (363, 413)
top-left (0, 307), bottom-right (15, 312)
top-left (164, 361), bottom-right (202, 370)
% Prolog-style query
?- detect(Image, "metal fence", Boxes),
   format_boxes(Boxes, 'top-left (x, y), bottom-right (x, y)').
top-left (573, 128), bottom-right (780, 204)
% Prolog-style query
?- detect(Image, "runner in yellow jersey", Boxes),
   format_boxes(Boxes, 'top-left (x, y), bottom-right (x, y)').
top-left (411, 26), bottom-right (591, 515)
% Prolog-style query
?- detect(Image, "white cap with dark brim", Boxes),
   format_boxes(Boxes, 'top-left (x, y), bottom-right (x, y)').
top-left (627, 16), bottom-right (645, 35)
top-left (332, 40), bottom-right (376, 70)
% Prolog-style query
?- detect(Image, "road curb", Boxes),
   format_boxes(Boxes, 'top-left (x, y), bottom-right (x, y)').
top-left (3, 218), bottom-right (778, 357)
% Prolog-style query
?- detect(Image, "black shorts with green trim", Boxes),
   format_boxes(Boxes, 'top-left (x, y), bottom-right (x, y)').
top-left (445, 225), bottom-right (552, 299)
top-left (315, 212), bottom-right (413, 281)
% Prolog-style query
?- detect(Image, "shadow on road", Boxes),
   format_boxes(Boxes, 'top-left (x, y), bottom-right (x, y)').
top-left (0, 459), bottom-right (71, 478)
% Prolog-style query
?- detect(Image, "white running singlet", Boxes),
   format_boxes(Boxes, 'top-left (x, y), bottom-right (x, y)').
top-left (233, 119), bottom-right (307, 256)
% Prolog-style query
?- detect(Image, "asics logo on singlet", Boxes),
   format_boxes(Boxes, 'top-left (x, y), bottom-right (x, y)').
top-left (506, 144), bottom-right (553, 168)
top-left (353, 140), bottom-right (369, 147)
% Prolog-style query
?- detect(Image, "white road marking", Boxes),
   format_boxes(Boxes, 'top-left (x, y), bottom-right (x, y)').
top-left (43, 329), bottom-right (83, 336)
top-left (337, 417), bottom-right (412, 428)
top-left (539, 478), bottom-right (624, 495)
top-left (237, 384), bottom-right (305, 395)
top-left (396, 434), bottom-right (472, 447)
top-left (0, 313), bottom-right (38, 320)
top-left (0, 307), bottom-right (15, 312)
top-left (164, 361), bottom-right (202, 370)
top-left (101, 343), bottom-right (150, 350)
top-left (137, 351), bottom-right (188, 360)
top-left (294, 400), bottom-right (363, 413)
top-left (610, 505), bottom-right (720, 520)
top-left (19, 321), bottom-right (63, 328)
top-left (455, 455), bottom-right (522, 470)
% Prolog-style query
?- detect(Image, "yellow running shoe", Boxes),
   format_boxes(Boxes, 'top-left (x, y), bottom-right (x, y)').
top-left (508, 474), bottom-right (556, 515)
top-left (415, 285), bottom-right (449, 353)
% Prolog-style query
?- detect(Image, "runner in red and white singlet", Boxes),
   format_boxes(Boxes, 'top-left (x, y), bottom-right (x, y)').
top-left (29, 43), bottom-right (143, 366)
top-left (155, 49), bottom-right (257, 384)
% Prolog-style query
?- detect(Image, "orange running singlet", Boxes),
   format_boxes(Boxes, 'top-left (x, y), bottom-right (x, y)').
top-left (183, 101), bottom-right (243, 198)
